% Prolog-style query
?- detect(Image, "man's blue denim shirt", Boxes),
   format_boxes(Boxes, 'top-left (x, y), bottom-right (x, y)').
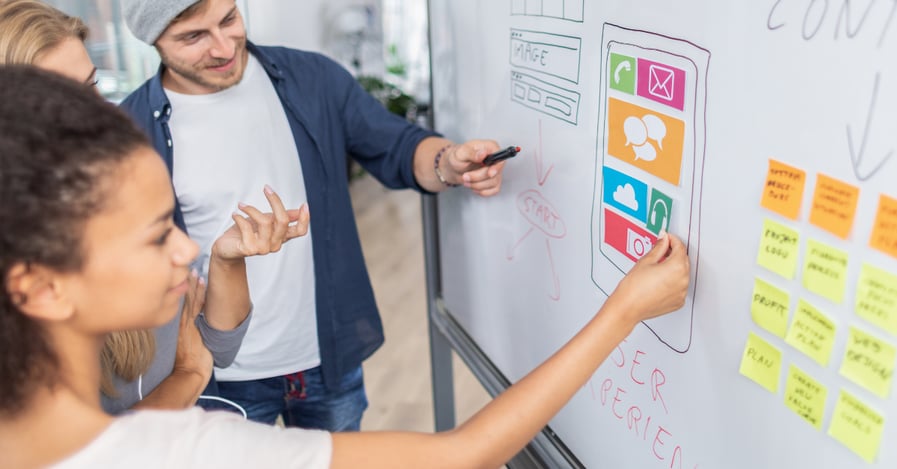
top-left (120, 42), bottom-right (439, 391)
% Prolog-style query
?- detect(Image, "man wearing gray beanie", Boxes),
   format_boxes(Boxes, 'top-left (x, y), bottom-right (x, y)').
top-left (120, 0), bottom-right (508, 432)
top-left (122, 0), bottom-right (198, 45)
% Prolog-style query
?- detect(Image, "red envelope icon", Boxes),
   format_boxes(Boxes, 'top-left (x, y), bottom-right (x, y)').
top-left (637, 58), bottom-right (685, 110)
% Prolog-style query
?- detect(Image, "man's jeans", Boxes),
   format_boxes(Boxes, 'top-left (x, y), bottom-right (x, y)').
top-left (213, 365), bottom-right (367, 431)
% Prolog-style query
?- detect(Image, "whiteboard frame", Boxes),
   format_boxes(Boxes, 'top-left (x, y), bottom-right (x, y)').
top-left (420, 2), bottom-right (593, 465)
top-left (421, 2), bottom-right (581, 465)
top-left (422, 194), bottom-right (582, 469)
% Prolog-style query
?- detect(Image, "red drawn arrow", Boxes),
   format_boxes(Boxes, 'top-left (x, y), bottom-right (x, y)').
top-left (536, 119), bottom-right (554, 186)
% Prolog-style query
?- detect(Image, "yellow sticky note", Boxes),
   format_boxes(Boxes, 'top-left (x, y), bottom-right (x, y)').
top-left (739, 332), bottom-right (782, 393)
top-left (870, 194), bottom-right (897, 260)
top-left (828, 390), bottom-right (885, 463)
top-left (757, 219), bottom-right (800, 279)
top-left (839, 327), bottom-right (897, 398)
top-left (761, 159), bottom-right (806, 220)
top-left (809, 173), bottom-right (860, 240)
top-left (751, 277), bottom-right (790, 338)
top-left (802, 239), bottom-right (849, 304)
top-left (856, 263), bottom-right (897, 336)
top-left (784, 365), bottom-right (827, 430)
top-left (785, 300), bottom-right (837, 366)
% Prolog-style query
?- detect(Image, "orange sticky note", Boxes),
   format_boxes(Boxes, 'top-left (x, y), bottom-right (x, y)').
top-left (809, 174), bottom-right (859, 240)
top-left (761, 159), bottom-right (806, 220)
top-left (870, 194), bottom-right (897, 260)
top-left (606, 97), bottom-right (686, 186)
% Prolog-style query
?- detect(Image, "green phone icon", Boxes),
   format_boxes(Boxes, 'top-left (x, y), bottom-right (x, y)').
top-left (610, 53), bottom-right (635, 95)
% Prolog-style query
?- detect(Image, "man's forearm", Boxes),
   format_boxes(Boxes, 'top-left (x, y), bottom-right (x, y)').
top-left (413, 136), bottom-right (456, 192)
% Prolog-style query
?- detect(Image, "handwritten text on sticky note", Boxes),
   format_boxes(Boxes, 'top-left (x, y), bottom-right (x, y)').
top-left (784, 365), bottom-right (827, 430)
top-left (757, 219), bottom-right (800, 279)
top-left (786, 300), bottom-right (837, 366)
top-left (761, 159), bottom-right (806, 220)
top-left (740, 332), bottom-right (782, 393)
top-left (828, 390), bottom-right (885, 463)
top-left (870, 194), bottom-right (897, 260)
top-left (855, 263), bottom-right (897, 336)
top-left (802, 239), bottom-right (849, 304)
top-left (751, 277), bottom-right (790, 338)
top-left (809, 173), bottom-right (859, 239)
top-left (840, 327), bottom-right (897, 399)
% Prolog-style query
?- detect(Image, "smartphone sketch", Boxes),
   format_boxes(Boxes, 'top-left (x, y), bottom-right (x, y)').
top-left (591, 24), bottom-right (710, 353)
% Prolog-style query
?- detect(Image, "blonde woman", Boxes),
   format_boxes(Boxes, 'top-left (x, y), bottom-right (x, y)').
top-left (0, 0), bottom-right (95, 85)
top-left (0, 0), bottom-right (309, 413)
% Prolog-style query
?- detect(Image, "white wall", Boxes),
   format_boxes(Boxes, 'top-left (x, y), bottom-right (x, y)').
top-left (243, 0), bottom-right (324, 52)
top-left (244, 0), bottom-right (384, 76)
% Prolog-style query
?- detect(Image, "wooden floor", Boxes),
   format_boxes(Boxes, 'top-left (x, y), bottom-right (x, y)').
top-left (351, 173), bottom-right (492, 432)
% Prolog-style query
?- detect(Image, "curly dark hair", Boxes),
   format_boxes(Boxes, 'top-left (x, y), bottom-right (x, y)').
top-left (0, 66), bottom-right (149, 416)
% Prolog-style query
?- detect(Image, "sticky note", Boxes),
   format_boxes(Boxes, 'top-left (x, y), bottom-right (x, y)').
top-left (870, 194), bottom-right (897, 260)
top-left (751, 277), bottom-right (790, 338)
top-left (802, 239), bottom-right (849, 304)
top-left (809, 174), bottom-right (859, 239)
top-left (839, 327), bottom-right (897, 398)
top-left (761, 159), bottom-right (806, 220)
top-left (785, 300), bottom-right (837, 366)
top-left (757, 219), bottom-right (800, 279)
top-left (783, 365), bottom-right (827, 430)
top-left (828, 390), bottom-right (884, 463)
top-left (739, 332), bottom-right (782, 393)
top-left (855, 263), bottom-right (897, 336)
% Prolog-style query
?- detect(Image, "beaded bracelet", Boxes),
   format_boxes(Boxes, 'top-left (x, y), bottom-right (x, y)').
top-left (434, 144), bottom-right (459, 187)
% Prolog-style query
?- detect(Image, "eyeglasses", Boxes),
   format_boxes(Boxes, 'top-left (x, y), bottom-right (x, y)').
top-left (84, 67), bottom-right (98, 90)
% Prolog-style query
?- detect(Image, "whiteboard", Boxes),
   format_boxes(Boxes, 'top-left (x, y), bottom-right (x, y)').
top-left (430, 1), bottom-right (897, 468)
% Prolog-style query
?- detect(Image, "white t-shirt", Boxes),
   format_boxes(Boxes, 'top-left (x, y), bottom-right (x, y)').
top-left (51, 408), bottom-right (332, 468)
top-left (167, 55), bottom-right (320, 380)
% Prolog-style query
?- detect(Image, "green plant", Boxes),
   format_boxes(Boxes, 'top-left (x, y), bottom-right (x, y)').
top-left (356, 75), bottom-right (416, 119)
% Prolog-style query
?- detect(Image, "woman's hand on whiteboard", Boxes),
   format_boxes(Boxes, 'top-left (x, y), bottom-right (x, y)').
top-left (449, 139), bottom-right (505, 197)
top-left (609, 232), bottom-right (690, 325)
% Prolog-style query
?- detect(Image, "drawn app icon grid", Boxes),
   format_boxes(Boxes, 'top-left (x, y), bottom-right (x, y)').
top-left (591, 24), bottom-right (710, 353)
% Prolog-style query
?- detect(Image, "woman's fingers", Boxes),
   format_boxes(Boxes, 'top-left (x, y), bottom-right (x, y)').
top-left (263, 185), bottom-right (290, 250)
top-left (231, 210), bottom-right (257, 254)
top-left (285, 205), bottom-right (310, 240)
top-left (182, 269), bottom-right (206, 321)
top-left (234, 187), bottom-right (308, 255)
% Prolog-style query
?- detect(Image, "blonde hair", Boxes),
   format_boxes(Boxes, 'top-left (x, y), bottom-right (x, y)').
top-left (0, 1), bottom-right (157, 396)
top-left (0, 0), bottom-right (88, 65)
top-left (100, 329), bottom-right (156, 396)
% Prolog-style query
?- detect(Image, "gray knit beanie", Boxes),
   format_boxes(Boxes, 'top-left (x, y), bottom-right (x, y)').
top-left (122, 0), bottom-right (200, 44)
